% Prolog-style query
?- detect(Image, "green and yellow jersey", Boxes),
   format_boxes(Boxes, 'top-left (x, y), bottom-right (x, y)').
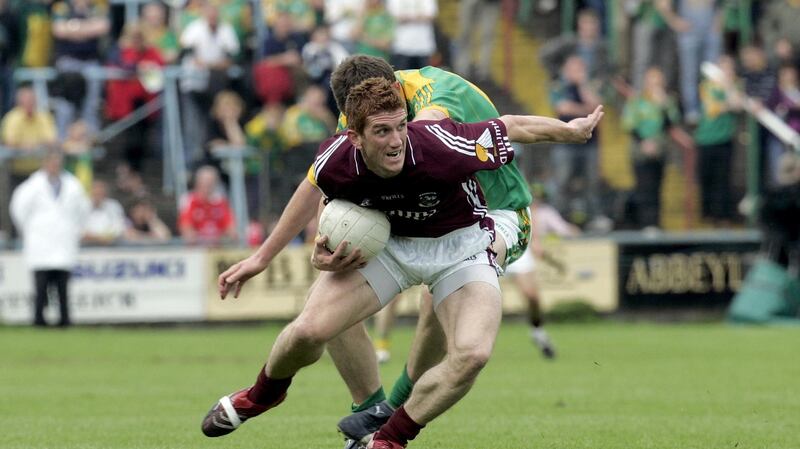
top-left (333, 66), bottom-right (532, 211)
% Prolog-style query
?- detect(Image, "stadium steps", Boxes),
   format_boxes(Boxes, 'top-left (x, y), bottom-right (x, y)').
top-left (436, 0), bottom-right (695, 230)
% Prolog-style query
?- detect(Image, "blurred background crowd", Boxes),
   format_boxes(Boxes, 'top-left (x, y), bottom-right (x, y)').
top-left (0, 0), bottom-right (798, 251)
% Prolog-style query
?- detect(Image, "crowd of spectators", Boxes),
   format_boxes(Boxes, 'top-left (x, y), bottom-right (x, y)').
top-left (0, 0), bottom-right (444, 246)
top-left (538, 0), bottom-right (800, 232)
top-left (2, 0), bottom-right (800, 246)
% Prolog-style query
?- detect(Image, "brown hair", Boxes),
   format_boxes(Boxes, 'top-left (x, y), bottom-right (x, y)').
top-left (345, 77), bottom-right (406, 134)
top-left (330, 55), bottom-right (396, 112)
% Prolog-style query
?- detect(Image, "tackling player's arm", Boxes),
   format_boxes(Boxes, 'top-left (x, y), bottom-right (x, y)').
top-left (500, 105), bottom-right (604, 144)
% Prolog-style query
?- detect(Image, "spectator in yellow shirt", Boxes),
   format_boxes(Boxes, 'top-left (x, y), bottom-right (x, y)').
top-left (0, 86), bottom-right (57, 177)
top-left (1, 85), bottom-right (57, 151)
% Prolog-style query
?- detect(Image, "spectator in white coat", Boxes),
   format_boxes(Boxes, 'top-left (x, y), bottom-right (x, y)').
top-left (10, 149), bottom-right (90, 327)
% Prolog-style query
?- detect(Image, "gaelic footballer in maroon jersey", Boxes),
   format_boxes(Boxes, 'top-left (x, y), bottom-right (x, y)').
top-left (309, 118), bottom-right (514, 238)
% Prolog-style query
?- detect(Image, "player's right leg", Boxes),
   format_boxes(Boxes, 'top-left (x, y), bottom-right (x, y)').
top-left (201, 269), bottom-right (385, 437)
top-left (337, 212), bottom-right (518, 446)
top-left (371, 276), bottom-right (503, 448)
top-left (336, 292), bottom-right (446, 447)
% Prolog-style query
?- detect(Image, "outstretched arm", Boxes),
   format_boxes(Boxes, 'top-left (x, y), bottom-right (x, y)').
top-left (218, 178), bottom-right (321, 298)
top-left (500, 105), bottom-right (604, 144)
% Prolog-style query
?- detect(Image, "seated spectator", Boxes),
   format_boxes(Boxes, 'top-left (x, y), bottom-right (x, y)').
top-left (278, 84), bottom-right (335, 147)
top-left (0, 85), bottom-right (57, 151)
top-left (124, 196), bottom-right (171, 243)
top-left (253, 12), bottom-right (306, 105)
top-left (83, 180), bottom-right (126, 245)
top-left (141, 1), bottom-right (179, 64)
top-left (178, 165), bottom-right (237, 245)
top-left (352, 0), bottom-right (395, 62)
top-left (302, 24), bottom-right (348, 104)
top-left (206, 90), bottom-right (247, 155)
top-left (51, 0), bottom-right (111, 133)
top-left (203, 90), bottom-right (247, 189)
top-left (622, 66), bottom-right (682, 232)
top-left (0, 85), bottom-right (57, 177)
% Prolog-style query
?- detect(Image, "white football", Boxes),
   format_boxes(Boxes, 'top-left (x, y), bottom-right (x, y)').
top-left (318, 199), bottom-right (390, 260)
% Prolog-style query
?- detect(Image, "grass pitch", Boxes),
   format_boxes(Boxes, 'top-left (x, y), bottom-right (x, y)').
top-left (1, 321), bottom-right (798, 449)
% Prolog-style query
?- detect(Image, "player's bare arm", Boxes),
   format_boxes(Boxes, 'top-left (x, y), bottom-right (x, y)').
top-left (218, 179), bottom-right (322, 299)
top-left (500, 105), bottom-right (604, 144)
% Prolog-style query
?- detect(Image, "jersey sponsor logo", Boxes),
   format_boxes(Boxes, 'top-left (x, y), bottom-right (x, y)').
top-left (475, 128), bottom-right (496, 163)
top-left (386, 209), bottom-right (438, 220)
top-left (418, 192), bottom-right (440, 208)
top-left (380, 194), bottom-right (404, 201)
top-left (359, 198), bottom-right (373, 207)
top-left (488, 120), bottom-right (510, 164)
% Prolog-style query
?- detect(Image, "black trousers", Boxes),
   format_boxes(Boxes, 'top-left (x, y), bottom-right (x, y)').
top-left (33, 269), bottom-right (71, 327)
top-left (699, 141), bottom-right (734, 220)
top-left (633, 157), bottom-right (665, 228)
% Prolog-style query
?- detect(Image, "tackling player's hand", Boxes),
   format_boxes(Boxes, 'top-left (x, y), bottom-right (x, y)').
top-left (567, 105), bottom-right (604, 142)
top-left (218, 254), bottom-right (269, 300)
top-left (312, 235), bottom-right (367, 272)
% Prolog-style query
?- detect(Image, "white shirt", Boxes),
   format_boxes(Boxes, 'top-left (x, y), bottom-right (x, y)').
top-left (10, 170), bottom-right (90, 270)
top-left (84, 198), bottom-right (126, 240)
top-left (387, 0), bottom-right (438, 56)
top-left (180, 19), bottom-right (240, 65)
top-left (324, 0), bottom-right (364, 44)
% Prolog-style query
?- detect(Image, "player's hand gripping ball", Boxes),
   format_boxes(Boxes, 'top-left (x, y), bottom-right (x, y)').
top-left (318, 199), bottom-right (390, 260)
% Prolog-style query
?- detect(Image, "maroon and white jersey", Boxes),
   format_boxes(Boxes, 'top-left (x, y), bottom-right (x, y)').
top-left (308, 118), bottom-right (514, 238)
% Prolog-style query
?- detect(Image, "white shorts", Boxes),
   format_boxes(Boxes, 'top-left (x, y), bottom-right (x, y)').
top-left (505, 247), bottom-right (536, 275)
top-left (358, 223), bottom-right (500, 308)
top-left (488, 208), bottom-right (531, 270)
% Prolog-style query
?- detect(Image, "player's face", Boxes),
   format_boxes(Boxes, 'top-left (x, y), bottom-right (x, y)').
top-left (353, 108), bottom-right (408, 178)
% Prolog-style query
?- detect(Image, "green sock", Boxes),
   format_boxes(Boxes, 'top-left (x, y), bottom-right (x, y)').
top-left (387, 365), bottom-right (413, 409)
top-left (351, 386), bottom-right (386, 413)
